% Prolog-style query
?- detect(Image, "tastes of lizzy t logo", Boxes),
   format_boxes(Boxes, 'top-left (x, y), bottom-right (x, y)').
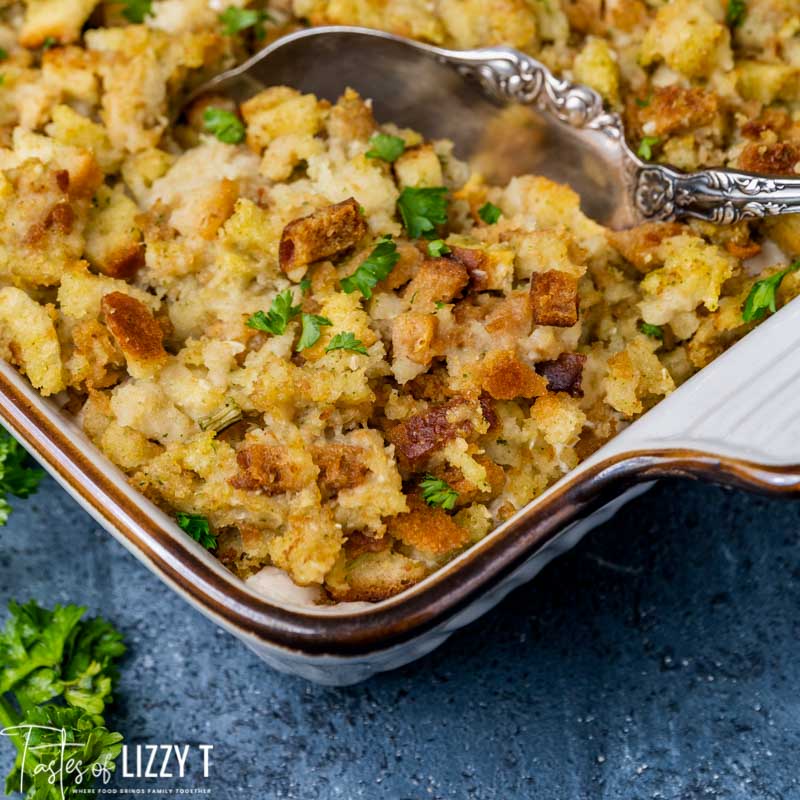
top-left (0, 724), bottom-right (213, 799)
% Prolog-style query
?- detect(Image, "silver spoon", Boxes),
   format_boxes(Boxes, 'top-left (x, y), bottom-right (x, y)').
top-left (186, 25), bottom-right (800, 229)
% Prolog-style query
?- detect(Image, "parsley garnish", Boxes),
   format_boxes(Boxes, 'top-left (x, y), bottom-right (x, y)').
top-left (427, 239), bottom-right (451, 257)
top-left (637, 136), bottom-right (661, 161)
top-left (0, 428), bottom-right (43, 526)
top-left (635, 94), bottom-right (651, 108)
top-left (340, 237), bottom-right (400, 299)
top-left (478, 202), bottom-right (502, 224)
top-left (639, 321), bottom-right (664, 339)
top-left (0, 600), bottom-right (126, 797)
top-left (176, 512), bottom-right (217, 550)
top-left (246, 289), bottom-right (301, 335)
top-left (0, 48), bottom-right (7, 61)
top-left (41, 36), bottom-right (57, 50)
top-left (420, 474), bottom-right (459, 511)
top-left (325, 331), bottom-right (368, 355)
top-left (397, 187), bottom-right (449, 239)
top-left (365, 133), bottom-right (406, 163)
top-left (219, 6), bottom-right (272, 38)
top-left (742, 261), bottom-right (800, 323)
top-left (121, 0), bottom-right (153, 24)
top-left (299, 277), bottom-right (312, 295)
top-left (726, 0), bottom-right (746, 27)
top-left (297, 314), bottom-right (332, 351)
top-left (202, 107), bottom-right (245, 144)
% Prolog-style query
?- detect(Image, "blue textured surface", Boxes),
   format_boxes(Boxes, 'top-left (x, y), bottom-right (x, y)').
top-left (1, 476), bottom-right (799, 799)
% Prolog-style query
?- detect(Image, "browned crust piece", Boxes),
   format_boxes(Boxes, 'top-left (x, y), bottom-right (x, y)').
top-left (388, 495), bottom-right (472, 556)
top-left (392, 312), bottom-right (438, 365)
top-left (738, 142), bottom-right (800, 175)
top-left (279, 197), bottom-right (367, 272)
top-left (229, 445), bottom-right (308, 494)
top-left (480, 350), bottom-right (548, 400)
top-left (638, 86), bottom-right (719, 137)
top-left (430, 457), bottom-right (506, 506)
top-left (608, 221), bottom-right (685, 273)
top-left (100, 292), bottom-right (167, 376)
top-left (536, 352), bottom-right (587, 397)
top-left (449, 245), bottom-right (490, 291)
top-left (402, 257), bottom-right (470, 307)
top-left (311, 444), bottom-right (370, 498)
top-left (530, 270), bottom-right (579, 327)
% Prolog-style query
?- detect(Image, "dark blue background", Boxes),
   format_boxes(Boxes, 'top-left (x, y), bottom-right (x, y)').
top-left (1, 477), bottom-right (798, 799)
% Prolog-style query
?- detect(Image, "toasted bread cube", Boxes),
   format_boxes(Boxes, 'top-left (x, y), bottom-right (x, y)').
top-left (327, 88), bottom-right (377, 142)
top-left (20, 0), bottom-right (101, 48)
top-left (738, 142), bottom-right (800, 175)
top-left (392, 311), bottom-right (438, 366)
top-left (736, 60), bottom-right (795, 105)
top-left (572, 36), bottom-right (620, 106)
top-left (279, 197), bottom-right (367, 274)
top-left (480, 350), bottom-right (547, 400)
top-left (388, 495), bottom-right (471, 557)
top-left (608, 222), bottom-right (685, 273)
top-left (228, 444), bottom-right (311, 494)
top-left (45, 104), bottom-right (121, 175)
top-left (637, 86), bottom-right (718, 137)
top-left (240, 86), bottom-right (322, 152)
top-left (325, 549), bottom-right (427, 602)
top-left (394, 144), bottom-right (444, 189)
top-left (530, 270), bottom-right (579, 327)
top-left (84, 185), bottom-right (144, 279)
top-left (101, 292), bottom-right (167, 379)
top-left (403, 258), bottom-right (469, 309)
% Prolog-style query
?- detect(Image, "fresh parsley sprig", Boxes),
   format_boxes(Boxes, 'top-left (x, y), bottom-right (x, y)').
top-left (341, 237), bottom-right (400, 299)
top-left (246, 289), bottom-right (301, 336)
top-left (742, 261), bottom-right (800, 323)
top-left (366, 133), bottom-right (406, 163)
top-left (637, 136), bottom-right (661, 161)
top-left (325, 332), bottom-right (368, 355)
top-left (726, 0), bottom-right (746, 27)
top-left (397, 187), bottom-right (449, 240)
top-left (0, 429), bottom-right (43, 527)
top-left (121, 0), bottom-right (153, 24)
top-left (297, 314), bottom-right (332, 351)
top-left (478, 202), bottom-right (502, 225)
top-left (639, 321), bottom-right (664, 340)
top-left (219, 6), bottom-right (272, 37)
top-left (176, 513), bottom-right (217, 550)
top-left (420, 474), bottom-right (459, 511)
top-left (427, 239), bottom-right (451, 258)
top-left (203, 107), bottom-right (246, 144)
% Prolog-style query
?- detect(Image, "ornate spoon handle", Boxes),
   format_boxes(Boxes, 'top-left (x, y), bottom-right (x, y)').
top-left (443, 46), bottom-right (800, 224)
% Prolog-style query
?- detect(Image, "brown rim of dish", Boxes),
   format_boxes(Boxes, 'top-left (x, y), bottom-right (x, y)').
top-left (2, 367), bottom-right (800, 658)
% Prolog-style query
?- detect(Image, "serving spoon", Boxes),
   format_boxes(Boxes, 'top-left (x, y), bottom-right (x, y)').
top-left (185, 25), bottom-right (800, 229)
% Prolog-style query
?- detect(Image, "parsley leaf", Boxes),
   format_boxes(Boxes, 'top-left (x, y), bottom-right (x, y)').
top-left (219, 6), bottom-right (272, 38)
top-left (297, 314), bottom-right (332, 351)
top-left (637, 136), bottom-right (661, 161)
top-left (420, 474), bottom-right (459, 511)
top-left (0, 429), bottom-right (44, 527)
top-left (726, 0), bottom-right (746, 27)
top-left (325, 331), bottom-right (368, 355)
top-left (0, 48), bottom-right (7, 61)
top-left (639, 321), bottom-right (664, 339)
top-left (397, 187), bottom-right (449, 239)
top-left (478, 202), bottom-right (502, 224)
top-left (340, 237), bottom-right (400, 299)
top-left (202, 107), bottom-right (245, 144)
top-left (176, 512), bottom-right (216, 549)
top-left (365, 133), bottom-right (406, 163)
top-left (246, 289), bottom-right (301, 336)
top-left (635, 94), bottom-right (651, 108)
top-left (121, 0), bottom-right (153, 24)
top-left (427, 239), bottom-right (451, 257)
top-left (742, 261), bottom-right (800, 323)
top-left (299, 277), bottom-right (312, 295)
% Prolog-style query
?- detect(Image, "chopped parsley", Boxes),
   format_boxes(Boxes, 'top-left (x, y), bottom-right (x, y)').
top-left (635, 94), bottom-right (651, 108)
top-left (325, 331), bottom-right (368, 355)
top-left (397, 187), bottom-right (449, 239)
top-left (434, 300), bottom-right (446, 309)
top-left (246, 289), bottom-right (301, 335)
top-left (0, 48), bottom-right (7, 61)
top-left (299, 277), bottom-right (312, 295)
top-left (0, 428), bottom-right (44, 526)
top-left (420, 474), bottom-right (459, 511)
top-left (219, 6), bottom-right (272, 38)
top-left (176, 512), bottom-right (217, 550)
top-left (639, 321), bottom-right (664, 339)
top-left (637, 136), bottom-right (661, 161)
top-left (297, 314), bottom-right (332, 351)
top-left (478, 201), bottom-right (502, 224)
top-left (340, 237), bottom-right (399, 299)
top-left (365, 133), bottom-right (406, 163)
top-left (742, 261), bottom-right (800, 323)
top-left (202, 107), bottom-right (245, 144)
top-left (121, 0), bottom-right (153, 24)
top-left (726, 0), bottom-right (746, 27)
top-left (41, 36), bottom-right (57, 50)
top-left (427, 238), bottom-right (451, 258)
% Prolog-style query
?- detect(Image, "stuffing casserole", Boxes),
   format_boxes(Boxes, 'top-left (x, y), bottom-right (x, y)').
top-left (0, 0), bottom-right (799, 602)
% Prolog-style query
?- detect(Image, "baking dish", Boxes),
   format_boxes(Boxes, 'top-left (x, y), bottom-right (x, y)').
top-left (3, 283), bottom-right (800, 685)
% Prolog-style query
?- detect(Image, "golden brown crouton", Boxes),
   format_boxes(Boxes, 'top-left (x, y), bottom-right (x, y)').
top-left (530, 270), bottom-right (579, 327)
top-left (536, 353), bottom-right (588, 397)
top-left (100, 292), bottom-right (167, 379)
top-left (392, 312), bottom-right (438, 365)
top-left (228, 444), bottom-right (308, 494)
top-left (70, 318), bottom-right (124, 389)
top-left (312, 444), bottom-right (370, 499)
top-left (403, 258), bottom-right (470, 308)
top-left (388, 495), bottom-right (471, 556)
top-left (279, 197), bottom-right (367, 273)
top-left (609, 222), bottom-right (685, 273)
top-left (480, 350), bottom-right (547, 400)
top-left (325, 549), bottom-right (427, 602)
top-left (638, 86), bottom-right (719, 137)
top-left (327, 88), bottom-right (377, 142)
top-left (738, 142), bottom-right (800, 174)
top-left (430, 458), bottom-right (506, 507)
top-left (484, 293), bottom-right (533, 340)
top-left (20, 0), bottom-right (101, 48)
